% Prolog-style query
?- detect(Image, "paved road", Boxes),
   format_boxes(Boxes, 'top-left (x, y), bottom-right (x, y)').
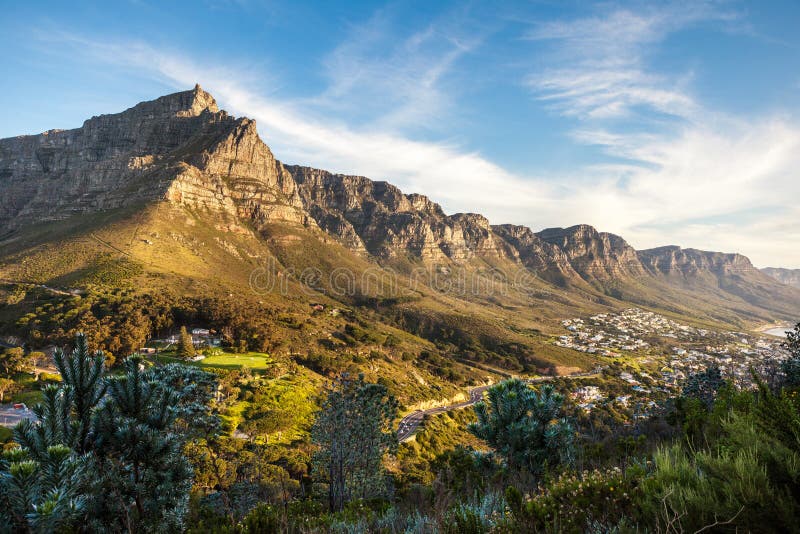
top-left (397, 385), bottom-right (491, 442)
top-left (395, 373), bottom-right (601, 442)
top-left (0, 405), bottom-right (36, 428)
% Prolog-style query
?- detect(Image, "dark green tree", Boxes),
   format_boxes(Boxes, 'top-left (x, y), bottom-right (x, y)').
top-left (468, 379), bottom-right (574, 476)
top-left (0, 333), bottom-right (209, 533)
top-left (90, 356), bottom-right (194, 532)
top-left (51, 334), bottom-right (106, 453)
top-left (785, 322), bottom-right (800, 356)
top-left (177, 326), bottom-right (195, 360)
top-left (0, 347), bottom-right (31, 377)
top-left (781, 322), bottom-right (800, 388)
top-left (311, 373), bottom-right (398, 512)
top-left (671, 365), bottom-right (727, 444)
top-left (0, 444), bottom-right (88, 533)
top-left (642, 377), bottom-right (800, 532)
top-left (682, 365), bottom-right (724, 408)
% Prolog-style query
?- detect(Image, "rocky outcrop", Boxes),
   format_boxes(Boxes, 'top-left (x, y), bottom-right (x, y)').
top-left (491, 224), bottom-right (580, 284)
top-left (3, 86), bottom-right (798, 321)
top-left (536, 225), bottom-right (645, 280)
top-left (638, 246), bottom-right (760, 278)
top-left (0, 85), bottom-right (308, 232)
top-left (288, 165), bottom-right (507, 261)
top-left (762, 267), bottom-right (800, 289)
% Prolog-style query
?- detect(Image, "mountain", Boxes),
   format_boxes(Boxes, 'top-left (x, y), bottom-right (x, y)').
top-left (0, 85), bottom-right (308, 233)
top-left (762, 267), bottom-right (800, 289)
top-left (536, 225), bottom-right (645, 281)
top-left (1, 86), bottom-right (799, 389)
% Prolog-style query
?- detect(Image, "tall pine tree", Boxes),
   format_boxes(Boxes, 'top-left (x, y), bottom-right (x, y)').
top-left (177, 326), bottom-right (195, 360)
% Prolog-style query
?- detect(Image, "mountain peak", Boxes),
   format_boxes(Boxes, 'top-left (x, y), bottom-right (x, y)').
top-left (186, 83), bottom-right (219, 115)
top-left (124, 84), bottom-right (219, 119)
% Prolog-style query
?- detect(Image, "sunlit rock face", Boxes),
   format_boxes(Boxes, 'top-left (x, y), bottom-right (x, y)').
top-left (0, 85), bottom-right (309, 231)
top-left (639, 245), bottom-right (760, 278)
top-left (536, 224), bottom-right (646, 280)
top-left (289, 165), bottom-right (509, 261)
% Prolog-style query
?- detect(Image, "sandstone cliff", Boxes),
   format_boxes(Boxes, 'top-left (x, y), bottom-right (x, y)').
top-left (0, 85), bottom-right (309, 234)
top-left (536, 224), bottom-right (645, 280)
top-left (287, 165), bottom-right (507, 261)
top-left (761, 267), bottom-right (800, 289)
top-left (2, 86), bottom-right (799, 323)
top-left (638, 246), bottom-right (760, 278)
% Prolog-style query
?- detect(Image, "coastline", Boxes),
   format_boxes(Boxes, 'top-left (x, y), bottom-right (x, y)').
top-left (756, 322), bottom-right (793, 334)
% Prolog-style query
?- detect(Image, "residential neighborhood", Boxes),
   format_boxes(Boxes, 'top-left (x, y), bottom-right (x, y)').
top-left (557, 308), bottom-right (792, 415)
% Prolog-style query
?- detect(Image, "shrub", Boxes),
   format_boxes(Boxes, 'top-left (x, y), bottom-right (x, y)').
top-left (511, 465), bottom-right (644, 532)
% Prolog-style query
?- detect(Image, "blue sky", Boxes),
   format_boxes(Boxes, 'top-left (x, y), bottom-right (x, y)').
top-left (2, 0), bottom-right (800, 267)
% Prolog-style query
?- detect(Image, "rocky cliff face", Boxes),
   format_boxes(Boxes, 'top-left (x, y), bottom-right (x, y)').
top-left (638, 246), bottom-right (760, 278)
top-left (536, 225), bottom-right (645, 280)
top-left (288, 165), bottom-right (508, 261)
top-left (3, 86), bottom-right (798, 321)
top-left (491, 224), bottom-right (580, 284)
top-left (0, 85), bottom-right (308, 233)
top-left (761, 267), bottom-right (800, 289)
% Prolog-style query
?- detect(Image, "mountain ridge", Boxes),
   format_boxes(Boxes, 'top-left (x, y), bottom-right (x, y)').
top-left (1, 86), bottom-right (799, 330)
top-left (762, 267), bottom-right (800, 289)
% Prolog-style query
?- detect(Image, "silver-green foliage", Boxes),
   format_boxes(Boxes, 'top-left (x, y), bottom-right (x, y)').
top-left (468, 379), bottom-right (575, 475)
top-left (311, 373), bottom-right (398, 512)
top-left (0, 333), bottom-right (211, 533)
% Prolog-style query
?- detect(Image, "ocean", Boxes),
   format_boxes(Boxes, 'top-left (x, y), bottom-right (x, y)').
top-left (765, 327), bottom-right (792, 337)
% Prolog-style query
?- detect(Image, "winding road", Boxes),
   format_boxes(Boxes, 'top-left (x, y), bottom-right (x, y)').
top-left (397, 385), bottom-right (491, 442)
top-left (396, 373), bottom-right (599, 442)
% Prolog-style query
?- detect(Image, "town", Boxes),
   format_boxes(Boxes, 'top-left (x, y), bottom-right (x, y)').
top-left (557, 308), bottom-right (791, 413)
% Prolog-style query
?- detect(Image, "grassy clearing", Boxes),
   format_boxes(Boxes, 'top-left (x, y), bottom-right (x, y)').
top-left (200, 351), bottom-right (272, 370)
top-left (154, 350), bottom-right (272, 370)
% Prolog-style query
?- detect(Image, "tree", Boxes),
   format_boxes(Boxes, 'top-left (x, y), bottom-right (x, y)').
top-left (51, 334), bottom-right (107, 453)
top-left (785, 322), bottom-right (800, 357)
top-left (311, 373), bottom-right (398, 512)
top-left (90, 356), bottom-right (194, 532)
top-left (0, 347), bottom-right (31, 377)
top-left (781, 322), bottom-right (800, 388)
top-left (177, 326), bottom-right (195, 360)
top-left (0, 377), bottom-right (17, 402)
top-left (27, 352), bottom-right (47, 380)
top-left (0, 443), bottom-right (89, 532)
top-left (0, 333), bottom-right (208, 532)
top-left (641, 378), bottom-right (800, 532)
top-left (682, 365), bottom-right (724, 408)
top-left (469, 379), bottom-right (575, 476)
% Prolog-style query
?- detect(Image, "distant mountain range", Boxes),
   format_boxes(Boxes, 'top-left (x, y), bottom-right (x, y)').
top-left (1, 86), bottom-right (798, 365)
top-left (762, 267), bottom-right (800, 289)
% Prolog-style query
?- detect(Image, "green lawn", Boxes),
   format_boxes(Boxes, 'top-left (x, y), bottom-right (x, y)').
top-left (200, 351), bottom-right (272, 370)
top-left (155, 350), bottom-right (272, 370)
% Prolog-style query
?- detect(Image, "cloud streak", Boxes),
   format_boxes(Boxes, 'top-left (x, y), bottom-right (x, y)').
top-left (314, 9), bottom-right (479, 133)
top-left (524, 3), bottom-right (737, 121)
top-left (33, 9), bottom-right (800, 268)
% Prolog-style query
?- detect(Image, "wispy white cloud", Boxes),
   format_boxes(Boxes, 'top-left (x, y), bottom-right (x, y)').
top-left (32, 9), bottom-right (800, 268)
top-left (525, 3), bottom-right (735, 121)
top-left (515, 2), bottom-right (800, 267)
top-left (310, 8), bottom-right (481, 133)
